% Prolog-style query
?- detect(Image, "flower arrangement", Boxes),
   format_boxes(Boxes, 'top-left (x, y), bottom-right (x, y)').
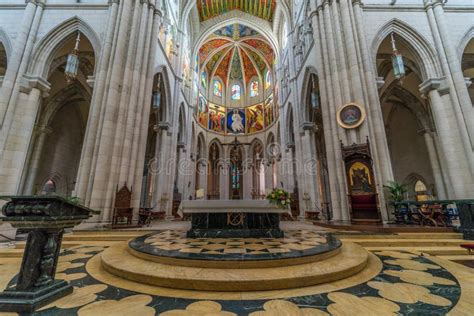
top-left (266, 188), bottom-right (292, 209)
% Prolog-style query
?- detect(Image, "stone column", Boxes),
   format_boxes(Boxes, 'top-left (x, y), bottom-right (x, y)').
top-left (22, 125), bottom-right (52, 194)
top-left (424, 0), bottom-right (474, 175)
top-left (420, 80), bottom-right (474, 198)
top-left (0, 0), bottom-right (39, 124)
top-left (301, 128), bottom-right (320, 215)
top-left (75, 0), bottom-right (120, 201)
top-left (420, 128), bottom-right (447, 199)
top-left (351, 0), bottom-right (395, 221)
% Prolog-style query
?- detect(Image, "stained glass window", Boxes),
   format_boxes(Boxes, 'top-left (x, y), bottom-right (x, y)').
top-left (250, 81), bottom-right (259, 97)
top-left (231, 84), bottom-right (241, 100)
top-left (213, 80), bottom-right (222, 97)
top-left (265, 71), bottom-right (271, 90)
top-left (201, 71), bottom-right (207, 89)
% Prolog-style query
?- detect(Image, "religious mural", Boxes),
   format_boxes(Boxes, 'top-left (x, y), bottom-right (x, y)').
top-left (208, 103), bottom-right (226, 133)
top-left (246, 104), bottom-right (264, 133)
top-left (349, 162), bottom-right (373, 194)
top-left (264, 95), bottom-right (274, 127)
top-left (227, 109), bottom-right (246, 134)
top-left (197, 94), bottom-right (208, 128)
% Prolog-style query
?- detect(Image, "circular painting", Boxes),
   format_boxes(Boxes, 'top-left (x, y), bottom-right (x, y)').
top-left (337, 103), bottom-right (366, 129)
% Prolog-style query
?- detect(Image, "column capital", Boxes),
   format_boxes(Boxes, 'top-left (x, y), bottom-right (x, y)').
top-left (34, 125), bottom-right (52, 135)
top-left (419, 77), bottom-right (450, 96)
top-left (108, 0), bottom-right (120, 5)
top-left (419, 77), bottom-right (443, 94)
top-left (19, 75), bottom-right (51, 96)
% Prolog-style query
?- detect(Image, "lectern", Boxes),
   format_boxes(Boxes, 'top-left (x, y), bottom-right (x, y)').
top-left (0, 196), bottom-right (96, 313)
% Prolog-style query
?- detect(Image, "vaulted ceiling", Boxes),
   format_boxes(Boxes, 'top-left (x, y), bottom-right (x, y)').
top-left (199, 24), bottom-right (275, 86)
top-left (196, 0), bottom-right (277, 22)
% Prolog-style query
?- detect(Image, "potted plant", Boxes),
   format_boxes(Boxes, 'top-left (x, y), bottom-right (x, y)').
top-left (383, 181), bottom-right (408, 223)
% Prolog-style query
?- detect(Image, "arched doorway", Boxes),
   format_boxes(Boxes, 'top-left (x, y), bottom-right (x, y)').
top-left (376, 33), bottom-right (445, 199)
top-left (140, 73), bottom-right (167, 209)
top-left (208, 141), bottom-right (221, 200)
top-left (0, 40), bottom-right (6, 77)
top-left (229, 145), bottom-right (243, 200)
top-left (250, 140), bottom-right (265, 199)
top-left (22, 32), bottom-right (96, 197)
top-left (306, 73), bottom-right (331, 216)
top-left (461, 38), bottom-right (474, 104)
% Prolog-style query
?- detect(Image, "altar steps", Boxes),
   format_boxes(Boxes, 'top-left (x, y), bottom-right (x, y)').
top-left (363, 246), bottom-right (469, 256)
top-left (100, 242), bottom-right (369, 291)
top-left (336, 232), bottom-right (462, 239)
top-left (339, 238), bottom-right (466, 247)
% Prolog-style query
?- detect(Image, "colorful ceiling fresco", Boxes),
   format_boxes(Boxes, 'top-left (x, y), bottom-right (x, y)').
top-left (199, 24), bottom-right (274, 86)
top-left (196, 0), bottom-right (277, 22)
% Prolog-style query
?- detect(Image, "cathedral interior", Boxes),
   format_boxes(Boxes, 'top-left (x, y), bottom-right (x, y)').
top-left (0, 0), bottom-right (473, 315)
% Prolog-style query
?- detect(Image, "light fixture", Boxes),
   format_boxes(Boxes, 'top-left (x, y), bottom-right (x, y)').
top-left (390, 33), bottom-right (405, 81)
top-left (65, 32), bottom-right (81, 84)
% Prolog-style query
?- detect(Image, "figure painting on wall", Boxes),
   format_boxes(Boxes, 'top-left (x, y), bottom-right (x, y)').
top-left (198, 95), bottom-right (208, 127)
top-left (246, 104), bottom-right (264, 133)
top-left (349, 162), bottom-right (373, 193)
top-left (227, 108), bottom-right (245, 134)
top-left (264, 95), bottom-right (274, 126)
top-left (208, 104), bottom-right (226, 133)
top-left (337, 103), bottom-right (366, 129)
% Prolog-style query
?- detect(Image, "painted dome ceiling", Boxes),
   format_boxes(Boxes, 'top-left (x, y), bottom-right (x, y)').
top-left (197, 0), bottom-right (276, 22)
top-left (199, 24), bottom-right (275, 87)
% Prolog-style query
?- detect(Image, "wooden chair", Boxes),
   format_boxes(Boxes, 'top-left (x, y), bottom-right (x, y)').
top-left (348, 193), bottom-right (382, 224)
top-left (417, 204), bottom-right (446, 227)
top-left (112, 184), bottom-right (133, 226)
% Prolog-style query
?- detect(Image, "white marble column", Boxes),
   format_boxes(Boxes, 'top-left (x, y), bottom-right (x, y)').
top-left (421, 80), bottom-right (474, 198)
top-left (22, 125), bottom-right (52, 194)
top-left (0, 0), bottom-right (39, 124)
top-left (424, 0), bottom-right (474, 175)
top-left (421, 129), bottom-right (447, 199)
top-left (75, 0), bottom-right (120, 201)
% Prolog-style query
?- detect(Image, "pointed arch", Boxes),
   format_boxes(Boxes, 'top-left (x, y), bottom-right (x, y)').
top-left (300, 66), bottom-right (318, 123)
top-left (371, 19), bottom-right (441, 80)
top-left (457, 25), bottom-right (474, 60)
top-left (28, 17), bottom-right (101, 78)
top-left (0, 27), bottom-right (12, 61)
top-left (154, 65), bottom-right (172, 124)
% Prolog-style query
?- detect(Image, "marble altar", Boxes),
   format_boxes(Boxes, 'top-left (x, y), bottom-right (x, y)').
top-left (178, 200), bottom-right (291, 238)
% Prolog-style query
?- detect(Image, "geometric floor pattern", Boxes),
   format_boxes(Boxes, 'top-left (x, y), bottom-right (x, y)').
top-left (1, 244), bottom-right (464, 315)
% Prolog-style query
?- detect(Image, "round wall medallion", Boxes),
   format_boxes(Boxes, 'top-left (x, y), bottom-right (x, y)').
top-left (336, 103), bottom-right (366, 129)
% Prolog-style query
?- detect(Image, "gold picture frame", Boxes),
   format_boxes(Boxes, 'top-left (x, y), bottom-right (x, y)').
top-left (336, 103), bottom-right (366, 129)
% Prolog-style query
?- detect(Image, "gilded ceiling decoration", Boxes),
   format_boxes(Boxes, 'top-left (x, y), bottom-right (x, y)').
top-left (196, 0), bottom-right (277, 22)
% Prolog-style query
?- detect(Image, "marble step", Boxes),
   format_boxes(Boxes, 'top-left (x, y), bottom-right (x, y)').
top-left (337, 233), bottom-right (462, 240)
top-left (364, 246), bottom-right (468, 256)
top-left (341, 238), bottom-right (466, 247)
top-left (101, 242), bottom-right (369, 291)
top-left (72, 230), bottom-right (156, 235)
top-left (63, 234), bottom-right (146, 241)
top-left (437, 255), bottom-right (474, 261)
top-left (14, 240), bottom-right (120, 249)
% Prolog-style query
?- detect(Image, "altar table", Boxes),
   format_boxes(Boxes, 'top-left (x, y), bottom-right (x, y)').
top-left (178, 200), bottom-right (291, 238)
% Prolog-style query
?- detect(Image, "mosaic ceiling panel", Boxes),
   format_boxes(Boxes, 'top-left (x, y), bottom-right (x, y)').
top-left (199, 24), bottom-right (274, 86)
top-left (197, 0), bottom-right (277, 22)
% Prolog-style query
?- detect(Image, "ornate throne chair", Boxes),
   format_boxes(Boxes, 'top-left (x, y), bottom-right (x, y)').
top-left (112, 184), bottom-right (134, 227)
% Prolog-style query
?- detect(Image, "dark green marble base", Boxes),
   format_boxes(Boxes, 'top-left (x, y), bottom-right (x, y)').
top-left (0, 280), bottom-right (73, 313)
top-left (186, 228), bottom-right (284, 238)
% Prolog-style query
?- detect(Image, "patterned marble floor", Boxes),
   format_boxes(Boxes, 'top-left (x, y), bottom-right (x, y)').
top-left (1, 234), bottom-right (472, 315)
top-left (129, 230), bottom-right (341, 261)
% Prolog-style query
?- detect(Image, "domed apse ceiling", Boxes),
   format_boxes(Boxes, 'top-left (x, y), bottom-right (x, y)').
top-left (196, 0), bottom-right (277, 22)
top-left (199, 24), bottom-right (275, 87)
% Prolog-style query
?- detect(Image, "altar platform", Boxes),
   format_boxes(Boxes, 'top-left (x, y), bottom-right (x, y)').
top-left (178, 200), bottom-right (291, 238)
top-left (100, 230), bottom-right (368, 291)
